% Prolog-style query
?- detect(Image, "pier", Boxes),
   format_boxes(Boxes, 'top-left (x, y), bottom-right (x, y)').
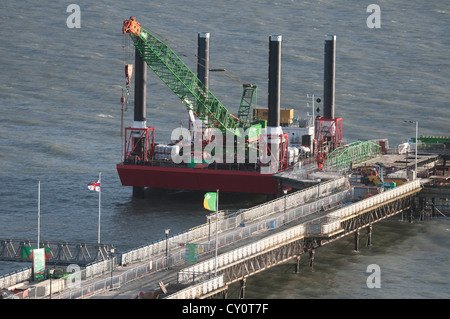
top-left (172, 179), bottom-right (421, 299)
top-left (1, 151), bottom-right (448, 299)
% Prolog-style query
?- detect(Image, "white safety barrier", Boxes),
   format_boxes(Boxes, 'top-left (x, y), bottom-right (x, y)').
top-left (0, 267), bottom-right (32, 289)
top-left (321, 220), bottom-right (341, 234)
top-left (120, 177), bottom-right (348, 266)
top-left (321, 179), bottom-right (421, 234)
top-left (84, 259), bottom-right (115, 279)
top-left (120, 224), bottom-right (211, 266)
top-left (178, 224), bottom-right (305, 283)
top-left (240, 176), bottom-right (348, 223)
top-left (165, 275), bottom-right (225, 299)
top-left (327, 179), bottom-right (421, 221)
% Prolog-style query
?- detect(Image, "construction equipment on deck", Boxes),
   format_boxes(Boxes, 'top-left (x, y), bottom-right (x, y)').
top-left (122, 17), bottom-right (260, 137)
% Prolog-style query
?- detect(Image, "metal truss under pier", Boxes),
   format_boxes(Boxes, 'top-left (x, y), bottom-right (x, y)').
top-left (319, 187), bottom-right (419, 249)
top-left (0, 239), bottom-right (113, 265)
top-left (219, 237), bottom-right (306, 288)
top-left (222, 191), bottom-right (418, 295)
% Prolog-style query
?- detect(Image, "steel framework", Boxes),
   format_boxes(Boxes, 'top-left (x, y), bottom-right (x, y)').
top-left (339, 194), bottom-right (415, 234)
top-left (194, 185), bottom-right (421, 298)
top-left (124, 126), bottom-right (155, 162)
top-left (237, 84), bottom-right (257, 127)
top-left (325, 140), bottom-right (381, 170)
top-left (123, 17), bottom-right (253, 137)
top-left (219, 238), bottom-right (305, 285)
top-left (0, 239), bottom-right (113, 265)
top-left (314, 117), bottom-right (343, 153)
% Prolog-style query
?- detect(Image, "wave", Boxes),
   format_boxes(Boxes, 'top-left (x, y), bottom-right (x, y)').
top-left (97, 114), bottom-right (114, 118)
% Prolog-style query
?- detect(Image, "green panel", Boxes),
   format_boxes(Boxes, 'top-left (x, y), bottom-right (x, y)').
top-left (414, 136), bottom-right (450, 144)
top-left (246, 123), bottom-right (262, 140)
top-left (185, 244), bottom-right (198, 263)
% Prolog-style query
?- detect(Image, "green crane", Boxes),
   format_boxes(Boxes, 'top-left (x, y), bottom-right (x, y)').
top-left (122, 17), bottom-right (258, 137)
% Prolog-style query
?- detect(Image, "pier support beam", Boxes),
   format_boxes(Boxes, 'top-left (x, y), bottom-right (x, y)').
top-left (295, 255), bottom-right (301, 273)
top-left (133, 186), bottom-right (145, 198)
top-left (418, 197), bottom-right (425, 221)
top-left (354, 229), bottom-right (359, 251)
top-left (366, 225), bottom-right (372, 247)
top-left (309, 249), bottom-right (315, 267)
top-left (222, 288), bottom-right (228, 299)
top-left (239, 278), bottom-right (246, 299)
top-left (431, 197), bottom-right (436, 217)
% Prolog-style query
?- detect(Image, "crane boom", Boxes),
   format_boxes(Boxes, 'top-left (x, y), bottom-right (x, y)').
top-left (123, 17), bottom-right (245, 137)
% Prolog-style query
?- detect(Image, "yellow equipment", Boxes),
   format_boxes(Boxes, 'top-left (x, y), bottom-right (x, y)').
top-left (253, 108), bottom-right (294, 125)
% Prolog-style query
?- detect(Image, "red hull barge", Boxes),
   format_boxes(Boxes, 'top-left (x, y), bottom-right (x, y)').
top-left (116, 164), bottom-right (280, 194)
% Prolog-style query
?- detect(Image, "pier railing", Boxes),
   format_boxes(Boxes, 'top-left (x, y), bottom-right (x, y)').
top-left (120, 176), bottom-right (348, 266)
top-left (237, 176), bottom-right (348, 224)
top-left (165, 275), bottom-right (225, 299)
top-left (327, 178), bottom-right (421, 220)
top-left (0, 267), bottom-right (32, 290)
top-left (315, 178), bottom-right (422, 235)
top-left (178, 223), bottom-right (306, 284)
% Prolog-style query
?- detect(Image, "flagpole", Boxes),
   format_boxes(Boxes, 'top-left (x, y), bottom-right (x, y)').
top-left (98, 172), bottom-right (101, 245)
top-left (37, 181), bottom-right (40, 249)
top-left (214, 189), bottom-right (219, 276)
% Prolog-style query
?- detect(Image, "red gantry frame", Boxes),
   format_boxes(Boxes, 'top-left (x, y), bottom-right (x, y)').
top-left (314, 117), bottom-right (343, 152)
top-left (259, 132), bottom-right (290, 172)
top-left (124, 126), bottom-right (155, 162)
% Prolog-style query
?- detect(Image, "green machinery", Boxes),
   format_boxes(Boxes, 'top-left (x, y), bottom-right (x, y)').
top-left (412, 136), bottom-right (450, 145)
top-left (407, 136), bottom-right (450, 153)
top-left (122, 17), bottom-right (261, 138)
top-left (325, 140), bottom-right (382, 171)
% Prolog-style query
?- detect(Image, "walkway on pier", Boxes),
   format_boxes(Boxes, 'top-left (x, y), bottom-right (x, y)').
top-left (7, 177), bottom-right (348, 299)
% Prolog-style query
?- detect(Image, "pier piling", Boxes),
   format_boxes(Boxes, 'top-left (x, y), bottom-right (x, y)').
top-left (239, 278), bottom-right (246, 299)
top-left (309, 249), bottom-right (315, 267)
top-left (366, 225), bottom-right (372, 247)
top-left (295, 255), bottom-right (301, 273)
top-left (354, 229), bottom-right (359, 251)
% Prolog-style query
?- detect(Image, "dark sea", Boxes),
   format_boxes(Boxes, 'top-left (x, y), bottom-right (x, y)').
top-left (0, 0), bottom-right (449, 298)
